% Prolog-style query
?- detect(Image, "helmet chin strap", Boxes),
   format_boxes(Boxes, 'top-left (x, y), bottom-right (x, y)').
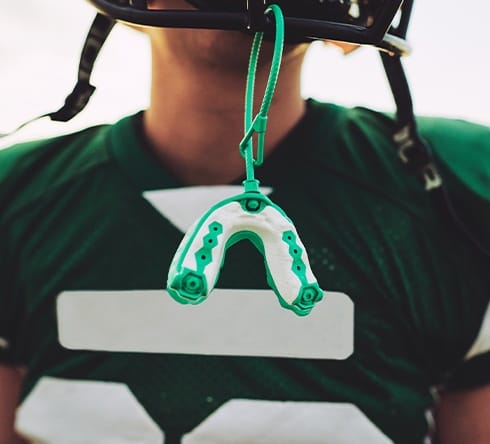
top-left (380, 0), bottom-right (490, 258)
top-left (0, 13), bottom-right (115, 139)
top-left (383, 49), bottom-right (490, 258)
top-left (381, 51), bottom-right (443, 192)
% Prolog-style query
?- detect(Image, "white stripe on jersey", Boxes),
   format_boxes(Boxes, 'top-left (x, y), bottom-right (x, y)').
top-left (57, 289), bottom-right (354, 360)
top-left (143, 186), bottom-right (273, 233)
top-left (465, 300), bottom-right (490, 360)
top-left (17, 378), bottom-right (392, 444)
top-left (16, 377), bottom-right (164, 444)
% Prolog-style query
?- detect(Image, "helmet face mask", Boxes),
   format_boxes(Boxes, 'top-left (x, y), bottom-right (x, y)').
top-left (186, 0), bottom-right (385, 28)
top-left (87, 0), bottom-right (407, 47)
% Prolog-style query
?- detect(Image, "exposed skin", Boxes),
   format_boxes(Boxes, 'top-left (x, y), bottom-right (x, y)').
top-left (1, 1), bottom-right (489, 443)
top-left (0, 366), bottom-right (28, 444)
top-left (434, 385), bottom-right (490, 444)
top-left (143, 0), bottom-right (309, 184)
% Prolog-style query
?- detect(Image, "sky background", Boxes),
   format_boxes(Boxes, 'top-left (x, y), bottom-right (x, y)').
top-left (0, 0), bottom-right (489, 147)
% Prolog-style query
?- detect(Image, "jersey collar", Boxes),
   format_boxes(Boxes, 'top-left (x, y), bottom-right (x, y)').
top-left (109, 99), bottom-right (331, 191)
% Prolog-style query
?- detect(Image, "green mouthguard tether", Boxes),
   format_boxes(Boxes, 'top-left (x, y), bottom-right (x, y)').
top-left (167, 4), bottom-right (324, 316)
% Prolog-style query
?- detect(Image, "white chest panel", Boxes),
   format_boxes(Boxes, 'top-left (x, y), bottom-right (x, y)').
top-left (184, 399), bottom-right (392, 444)
top-left (143, 186), bottom-right (272, 233)
top-left (57, 289), bottom-right (353, 360)
top-left (16, 378), bottom-right (392, 444)
top-left (465, 300), bottom-right (490, 360)
top-left (15, 377), bottom-right (164, 444)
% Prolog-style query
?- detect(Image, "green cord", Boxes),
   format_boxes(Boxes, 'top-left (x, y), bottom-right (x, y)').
top-left (240, 4), bottom-right (285, 192)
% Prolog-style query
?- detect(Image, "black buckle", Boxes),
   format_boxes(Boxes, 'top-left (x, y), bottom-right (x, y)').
top-left (393, 124), bottom-right (442, 191)
top-left (246, 0), bottom-right (267, 31)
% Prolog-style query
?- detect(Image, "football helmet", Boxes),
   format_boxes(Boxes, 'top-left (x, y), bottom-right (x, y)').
top-left (1, 1), bottom-right (413, 129)
top-left (3, 1), bottom-right (489, 262)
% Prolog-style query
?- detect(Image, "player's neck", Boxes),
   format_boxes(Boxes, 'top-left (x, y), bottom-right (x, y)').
top-left (142, 45), bottom-right (307, 185)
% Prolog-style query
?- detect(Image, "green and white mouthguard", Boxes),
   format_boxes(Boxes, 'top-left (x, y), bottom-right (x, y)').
top-left (167, 5), bottom-right (323, 316)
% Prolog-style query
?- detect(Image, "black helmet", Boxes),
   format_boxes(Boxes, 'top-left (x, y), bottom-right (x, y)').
top-left (1, 1), bottom-right (413, 131)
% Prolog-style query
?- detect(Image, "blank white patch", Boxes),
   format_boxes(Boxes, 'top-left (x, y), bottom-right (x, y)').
top-left (465, 300), bottom-right (490, 360)
top-left (143, 185), bottom-right (272, 232)
top-left (183, 399), bottom-right (392, 444)
top-left (16, 380), bottom-right (391, 444)
top-left (57, 289), bottom-right (353, 360)
top-left (15, 377), bottom-right (164, 444)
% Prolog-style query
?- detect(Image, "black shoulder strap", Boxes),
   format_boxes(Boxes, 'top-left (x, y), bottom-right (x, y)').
top-left (380, 51), bottom-right (443, 192)
top-left (50, 13), bottom-right (116, 122)
top-left (380, 50), bottom-right (490, 258)
top-left (0, 13), bottom-right (115, 138)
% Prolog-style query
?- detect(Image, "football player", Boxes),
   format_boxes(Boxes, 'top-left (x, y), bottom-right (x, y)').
top-left (0, 1), bottom-right (489, 443)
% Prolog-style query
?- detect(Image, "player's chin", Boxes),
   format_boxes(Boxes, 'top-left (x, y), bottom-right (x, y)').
top-left (179, 29), bottom-right (260, 72)
top-left (200, 30), bottom-right (308, 71)
top-left (150, 25), bottom-right (307, 73)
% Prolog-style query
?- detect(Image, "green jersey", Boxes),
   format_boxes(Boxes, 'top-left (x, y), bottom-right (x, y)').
top-left (1, 100), bottom-right (489, 443)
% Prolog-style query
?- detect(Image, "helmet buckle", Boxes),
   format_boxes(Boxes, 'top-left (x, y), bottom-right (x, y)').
top-left (246, 0), bottom-right (267, 31)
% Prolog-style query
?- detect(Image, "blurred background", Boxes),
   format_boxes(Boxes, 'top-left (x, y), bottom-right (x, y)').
top-left (0, 0), bottom-right (489, 148)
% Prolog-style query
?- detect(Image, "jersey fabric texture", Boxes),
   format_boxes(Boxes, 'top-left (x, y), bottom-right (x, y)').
top-left (1, 100), bottom-right (489, 443)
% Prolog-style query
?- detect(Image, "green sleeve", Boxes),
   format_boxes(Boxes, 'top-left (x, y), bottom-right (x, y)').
top-left (0, 233), bottom-right (16, 364)
top-left (446, 353), bottom-right (490, 390)
top-left (419, 117), bottom-right (490, 388)
top-left (419, 118), bottom-right (490, 247)
top-left (0, 144), bottom-right (29, 365)
top-left (418, 117), bottom-right (490, 201)
top-left (0, 132), bottom-right (103, 365)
